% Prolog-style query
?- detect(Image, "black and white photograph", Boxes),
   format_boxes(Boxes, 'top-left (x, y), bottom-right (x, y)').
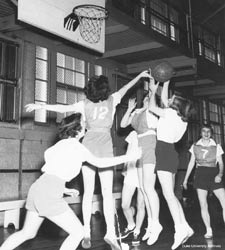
top-left (0, 0), bottom-right (225, 250)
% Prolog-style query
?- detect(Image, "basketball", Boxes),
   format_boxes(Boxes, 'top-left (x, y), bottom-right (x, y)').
top-left (152, 61), bottom-right (175, 82)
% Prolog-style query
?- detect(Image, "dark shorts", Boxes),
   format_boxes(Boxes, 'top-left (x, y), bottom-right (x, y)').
top-left (26, 174), bottom-right (69, 217)
top-left (138, 134), bottom-right (156, 166)
top-left (193, 166), bottom-right (224, 191)
top-left (155, 140), bottom-right (179, 174)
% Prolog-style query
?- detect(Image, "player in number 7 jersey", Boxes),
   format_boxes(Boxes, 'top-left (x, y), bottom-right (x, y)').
top-left (25, 70), bottom-right (150, 250)
top-left (183, 124), bottom-right (225, 239)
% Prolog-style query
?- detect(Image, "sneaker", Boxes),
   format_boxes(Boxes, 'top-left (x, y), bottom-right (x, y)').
top-left (104, 235), bottom-right (121, 250)
top-left (120, 227), bottom-right (135, 239)
top-left (147, 224), bottom-right (163, 246)
top-left (81, 237), bottom-right (91, 249)
top-left (142, 227), bottom-right (151, 241)
top-left (204, 228), bottom-right (213, 239)
top-left (171, 230), bottom-right (188, 250)
top-left (131, 233), bottom-right (141, 246)
top-left (182, 226), bottom-right (194, 244)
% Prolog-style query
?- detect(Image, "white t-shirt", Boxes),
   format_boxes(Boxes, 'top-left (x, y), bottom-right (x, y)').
top-left (71, 92), bottom-right (122, 120)
top-left (157, 108), bottom-right (187, 143)
top-left (42, 138), bottom-right (88, 182)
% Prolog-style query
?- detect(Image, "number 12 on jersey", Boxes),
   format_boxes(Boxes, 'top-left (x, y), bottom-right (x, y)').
top-left (92, 106), bottom-right (109, 120)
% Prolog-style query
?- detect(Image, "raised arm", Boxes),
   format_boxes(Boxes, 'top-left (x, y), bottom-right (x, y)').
top-left (85, 146), bottom-right (141, 169)
top-left (120, 98), bottom-right (136, 128)
top-left (161, 80), bottom-right (170, 107)
top-left (183, 153), bottom-right (196, 189)
top-left (148, 79), bottom-right (165, 117)
top-left (25, 102), bottom-right (83, 114)
top-left (118, 70), bottom-right (150, 98)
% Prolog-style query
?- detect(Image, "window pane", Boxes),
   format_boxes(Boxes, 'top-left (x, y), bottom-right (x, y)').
top-left (36, 46), bottom-right (48, 60)
top-left (57, 67), bottom-right (65, 83)
top-left (151, 0), bottom-right (167, 16)
top-left (36, 59), bottom-right (48, 80)
top-left (57, 53), bottom-right (65, 67)
top-left (65, 69), bottom-right (75, 86)
top-left (95, 65), bottom-right (103, 76)
top-left (65, 56), bottom-right (74, 70)
top-left (67, 91), bottom-right (77, 104)
top-left (75, 59), bottom-right (85, 73)
top-left (151, 16), bottom-right (168, 36)
top-left (34, 101), bottom-right (47, 123)
top-left (5, 44), bottom-right (17, 79)
top-left (75, 73), bottom-right (85, 88)
top-left (77, 90), bottom-right (85, 101)
top-left (35, 80), bottom-right (47, 102)
top-left (57, 88), bottom-right (67, 104)
top-left (4, 84), bottom-right (16, 121)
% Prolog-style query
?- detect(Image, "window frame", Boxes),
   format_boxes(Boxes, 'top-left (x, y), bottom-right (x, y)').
top-left (0, 38), bottom-right (19, 123)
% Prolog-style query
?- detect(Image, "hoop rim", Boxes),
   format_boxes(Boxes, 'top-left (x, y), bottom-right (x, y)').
top-left (73, 4), bottom-right (109, 19)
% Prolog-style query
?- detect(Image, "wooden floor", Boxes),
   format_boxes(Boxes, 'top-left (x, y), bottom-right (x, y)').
top-left (0, 193), bottom-right (225, 250)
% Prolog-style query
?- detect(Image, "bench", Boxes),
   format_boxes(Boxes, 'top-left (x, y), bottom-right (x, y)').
top-left (0, 192), bottom-right (122, 229)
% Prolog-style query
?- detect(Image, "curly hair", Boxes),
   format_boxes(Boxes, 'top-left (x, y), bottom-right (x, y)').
top-left (84, 75), bottom-right (111, 103)
top-left (170, 96), bottom-right (194, 122)
top-left (58, 113), bottom-right (82, 139)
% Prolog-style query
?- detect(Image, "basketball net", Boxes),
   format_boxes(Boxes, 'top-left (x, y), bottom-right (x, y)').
top-left (74, 5), bottom-right (108, 44)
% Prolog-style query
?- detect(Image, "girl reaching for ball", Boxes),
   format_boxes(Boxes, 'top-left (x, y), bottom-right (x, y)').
top-left (0, 113), bottom-right (141, 250)
top-left (148, 74), bottom-right (194, 250)
top-left (120, 90), bottom-right (161, 246)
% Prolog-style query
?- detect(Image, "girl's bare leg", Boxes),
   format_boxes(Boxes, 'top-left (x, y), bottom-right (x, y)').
top-left (0, 211), bottom-right (44, 250)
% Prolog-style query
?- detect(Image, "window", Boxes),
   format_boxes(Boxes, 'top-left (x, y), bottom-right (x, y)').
top-left (187, 99), bottom-right (201, 144)
top-left (209, 102), bottom-right (219, 123)
top-left (209, 102), bottom-right (222, 144)
top-left (222, 107), bottom-right (225, 143)
top-left (34, 46), bottom-right (49, 123)
top-left (56, 53), bottom-right (86, 122)
top-left (0, 40), bottom-right (18, 122)
top-left (94, 65), bottom-right (103, 76)
top-left (198, 28), bottom-right (223, 67)
top-left (202, 100), bottom-right (208, 124)
top-left (150, 0), bottom-right (179, 42)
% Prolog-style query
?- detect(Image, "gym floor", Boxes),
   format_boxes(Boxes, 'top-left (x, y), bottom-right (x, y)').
top-left (0, 192), bottom-right (224, 250)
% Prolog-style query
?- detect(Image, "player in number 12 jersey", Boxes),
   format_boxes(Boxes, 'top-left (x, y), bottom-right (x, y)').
top-left (25, 70), bottom-right (150, 250)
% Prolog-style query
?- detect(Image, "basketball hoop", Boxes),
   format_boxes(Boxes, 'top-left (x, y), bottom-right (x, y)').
top-left (64, 4), bottom-right (108, 44)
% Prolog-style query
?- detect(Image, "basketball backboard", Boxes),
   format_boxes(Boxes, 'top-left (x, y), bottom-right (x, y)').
top-left (18, 0), bottom-right (106, 53)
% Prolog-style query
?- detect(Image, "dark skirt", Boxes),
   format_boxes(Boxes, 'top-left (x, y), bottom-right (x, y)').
top-left (193, 166), bottom-right (224, 191)
top-left (155, 140), bottom-right (179, 174)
